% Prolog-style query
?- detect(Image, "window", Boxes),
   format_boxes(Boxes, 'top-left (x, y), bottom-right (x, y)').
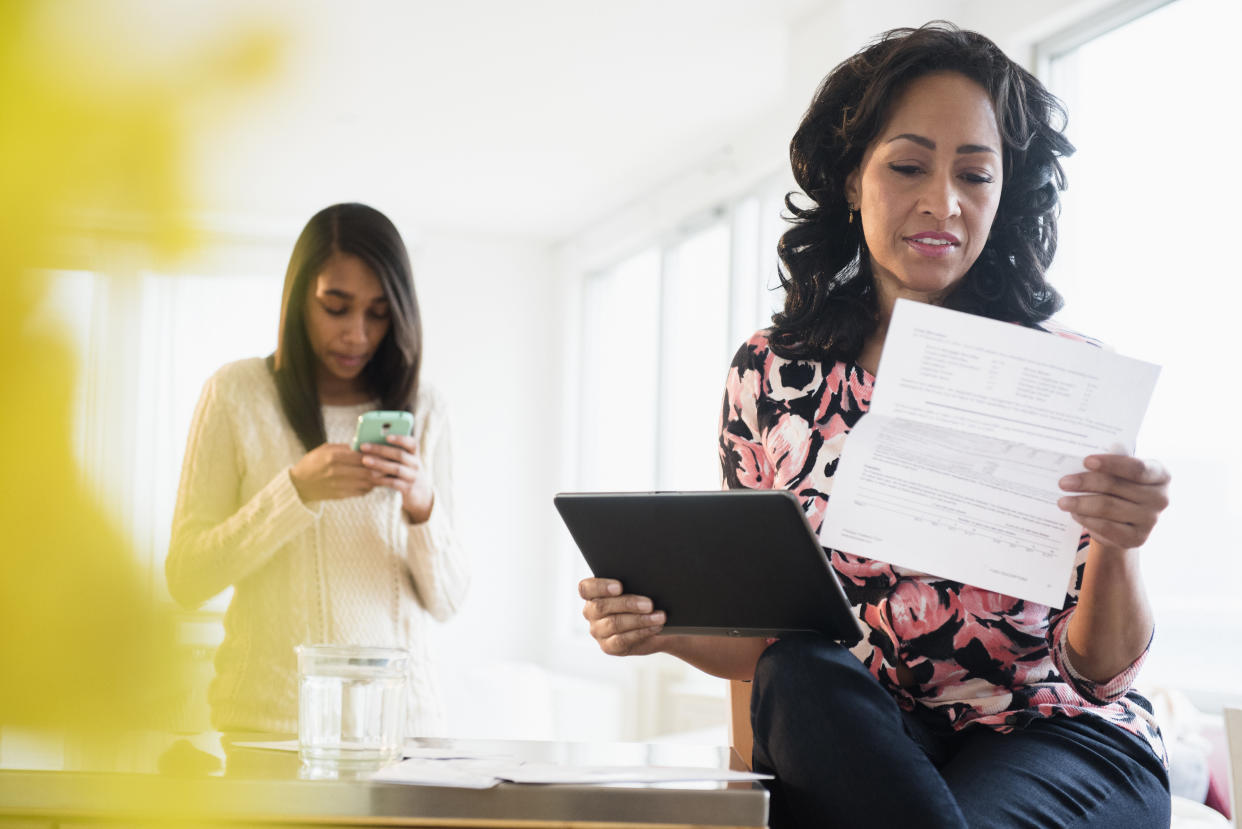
top-left (658, 218), bottom-right (732, 489)
top-left (575, 183), bottom-right (787, 495)
top-left (563, 178), bottom-right (787, 737)
top-left (564, 184), bottom-right (786, 630)
top-left (1040, 0), bottom-right (1242, 704)
top-left (577, 249), bottom-right (662, 491)
top-left (39, 264), bottom-right (284, 609)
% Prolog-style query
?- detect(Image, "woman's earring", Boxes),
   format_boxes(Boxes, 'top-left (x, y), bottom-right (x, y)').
top-left (848, 204), bottom-right (857, 225)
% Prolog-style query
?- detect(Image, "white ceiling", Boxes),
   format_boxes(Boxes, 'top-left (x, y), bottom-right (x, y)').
top-left (46, 0), bottom-right (831, 242)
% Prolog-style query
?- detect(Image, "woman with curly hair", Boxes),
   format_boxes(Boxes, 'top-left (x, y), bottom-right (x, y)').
top-left (579, 23), bottom-right (1170, 828)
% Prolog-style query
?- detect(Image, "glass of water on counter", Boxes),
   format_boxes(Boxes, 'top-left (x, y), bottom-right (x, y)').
top-left (296, 644), bottom-right (409, 767)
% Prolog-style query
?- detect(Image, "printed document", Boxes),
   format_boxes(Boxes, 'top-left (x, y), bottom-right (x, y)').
top-left (371, 758), bottom-right (771, 788)
top-left (819, 300), bottom-right (1159, 607)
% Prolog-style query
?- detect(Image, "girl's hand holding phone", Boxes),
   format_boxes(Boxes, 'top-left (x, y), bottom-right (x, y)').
top-left (289, 443), bottom-right (375, 503)
top-left (359, 435), bottom-right (435, 524)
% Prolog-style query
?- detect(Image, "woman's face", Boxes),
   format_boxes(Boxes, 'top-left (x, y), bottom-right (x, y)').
top-left (304, 252), bottom-right (391, 391)
top-left (845, 71), bottom-right (1003, 308)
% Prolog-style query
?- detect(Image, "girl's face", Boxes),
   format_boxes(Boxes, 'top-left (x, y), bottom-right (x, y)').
top-left (304, 252), bottom-right (391, 393)
top-left (845, 71), bottom-right (1003, 309)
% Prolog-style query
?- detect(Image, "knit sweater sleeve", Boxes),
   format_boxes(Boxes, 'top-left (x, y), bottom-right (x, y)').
top-left (165, 365), bottom-right (319, 608)
top-left (402, 389), bottom-right (469, 621)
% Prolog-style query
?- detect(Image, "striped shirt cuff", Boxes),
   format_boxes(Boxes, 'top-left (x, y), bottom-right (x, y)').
top-left (1053, 615), bottom-right (1150, 705)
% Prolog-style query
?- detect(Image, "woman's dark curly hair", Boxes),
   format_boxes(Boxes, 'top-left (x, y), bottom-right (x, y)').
top-left (771, 21), bottom-right (1074, 363)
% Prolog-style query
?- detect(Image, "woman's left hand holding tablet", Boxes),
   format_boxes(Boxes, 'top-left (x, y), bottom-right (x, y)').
top-left (579, 578), bottom-right (668, 656)
top-left (360, 435), bottom-right (435, 524)
top-left (1058, 453), bottom-right (1171, 554)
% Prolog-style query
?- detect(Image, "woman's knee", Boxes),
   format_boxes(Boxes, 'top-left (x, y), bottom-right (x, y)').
top-left (753, 632), bottom-right (873, 702)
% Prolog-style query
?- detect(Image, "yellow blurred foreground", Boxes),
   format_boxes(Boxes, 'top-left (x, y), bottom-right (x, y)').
top-left (0, 0), bottom-right (279, 757)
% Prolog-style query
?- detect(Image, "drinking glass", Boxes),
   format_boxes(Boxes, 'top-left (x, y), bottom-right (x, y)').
top-left (296, 644), bottom-right (408, 767)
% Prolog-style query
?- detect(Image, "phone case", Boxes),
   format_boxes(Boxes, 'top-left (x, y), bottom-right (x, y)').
top-left (351, 410), bottom-right (414, 451)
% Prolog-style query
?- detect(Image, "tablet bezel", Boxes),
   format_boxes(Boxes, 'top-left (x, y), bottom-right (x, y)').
top-left (555, 490), bottom-right (862, 643)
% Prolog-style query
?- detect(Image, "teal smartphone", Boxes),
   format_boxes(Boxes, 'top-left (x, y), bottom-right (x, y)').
top-left (351, 410), bottom-right (414, 451)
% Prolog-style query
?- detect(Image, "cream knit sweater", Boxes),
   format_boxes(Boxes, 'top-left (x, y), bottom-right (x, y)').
top-left (166, 358), bottom-right (468, 737)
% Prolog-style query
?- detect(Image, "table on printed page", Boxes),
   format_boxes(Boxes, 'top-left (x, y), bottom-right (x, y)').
top-left (0, 731), bottom-right (768, 829)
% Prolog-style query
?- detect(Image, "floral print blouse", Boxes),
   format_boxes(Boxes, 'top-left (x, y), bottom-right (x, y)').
top-left (718, 328), bottom-right (1166, 766)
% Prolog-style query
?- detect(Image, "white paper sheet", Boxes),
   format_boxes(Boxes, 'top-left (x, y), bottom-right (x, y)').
top-left (494, 763), bottom-right (771, 785)
top-left (229, 739), bottom-right (300, 752)
top-left (370, 758), bottom-right (772, 788)
top-left (370, 757), bottom-right (503, 789)
top-left (228, 739), bottom-right (512, 761)
top-left (819, 300), bottom-right (1160, 607)
top-left (229, 740), bottom-right (769, 789)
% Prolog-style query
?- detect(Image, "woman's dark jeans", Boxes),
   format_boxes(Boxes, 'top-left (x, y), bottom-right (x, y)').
top-left (750, 633), bottom-right (1170, 828)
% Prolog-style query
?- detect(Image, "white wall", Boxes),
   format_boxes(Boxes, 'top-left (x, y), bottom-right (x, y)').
top-left (412, 233), bottom-right (564, 670)
top-left (412, 233), bottom-right (652, 742)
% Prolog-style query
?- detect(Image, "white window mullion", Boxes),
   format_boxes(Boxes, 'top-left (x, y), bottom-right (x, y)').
top-left (654, 244), bottom-right (675, 489)
top-left (728, 196), bottom-right (761, 355)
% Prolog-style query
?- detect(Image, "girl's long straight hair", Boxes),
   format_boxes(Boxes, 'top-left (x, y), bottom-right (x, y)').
top-left (269, 203), bottom-right (422, 451)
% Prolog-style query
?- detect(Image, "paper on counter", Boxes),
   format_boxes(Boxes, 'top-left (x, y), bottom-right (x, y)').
top-left (229, 739), bottom-right (513, 761)
top-left (232, 740), bottom-right (771, 788)
top-left (370, 758), bottom-right (501, 789)
top-left (820, 300), bottom-right (1160, 607)
top-left (229, 739), bottom-right (300, 752)
top-left (495, 762), bottom-right (771, 785)
top-left (370, 757), bottom-right (772, 788)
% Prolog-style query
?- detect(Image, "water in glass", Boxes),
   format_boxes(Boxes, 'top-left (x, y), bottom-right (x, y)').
top-left (296, 645), bottom-right (408, 766)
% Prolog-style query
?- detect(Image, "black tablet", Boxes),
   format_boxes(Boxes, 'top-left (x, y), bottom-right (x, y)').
top-left (554, 490), bottom-right (862, 643)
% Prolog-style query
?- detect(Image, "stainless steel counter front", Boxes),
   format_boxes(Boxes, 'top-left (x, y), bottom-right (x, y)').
top-left (0, 731), bottom-right (768, 828)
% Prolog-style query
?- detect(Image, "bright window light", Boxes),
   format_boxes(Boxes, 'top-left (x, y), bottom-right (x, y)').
top-left (40, 268), bottom-right (282, 610)
top-left (1044, 0), bottom-right (1242, 702)
top-left (659, 219), bottom-right (732, 490)
top-left (577, 249), bottom-right (661, 491)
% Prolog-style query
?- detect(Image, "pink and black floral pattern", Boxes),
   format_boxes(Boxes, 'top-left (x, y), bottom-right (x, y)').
top-left (719, 328), bottom-right (1166, 766)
